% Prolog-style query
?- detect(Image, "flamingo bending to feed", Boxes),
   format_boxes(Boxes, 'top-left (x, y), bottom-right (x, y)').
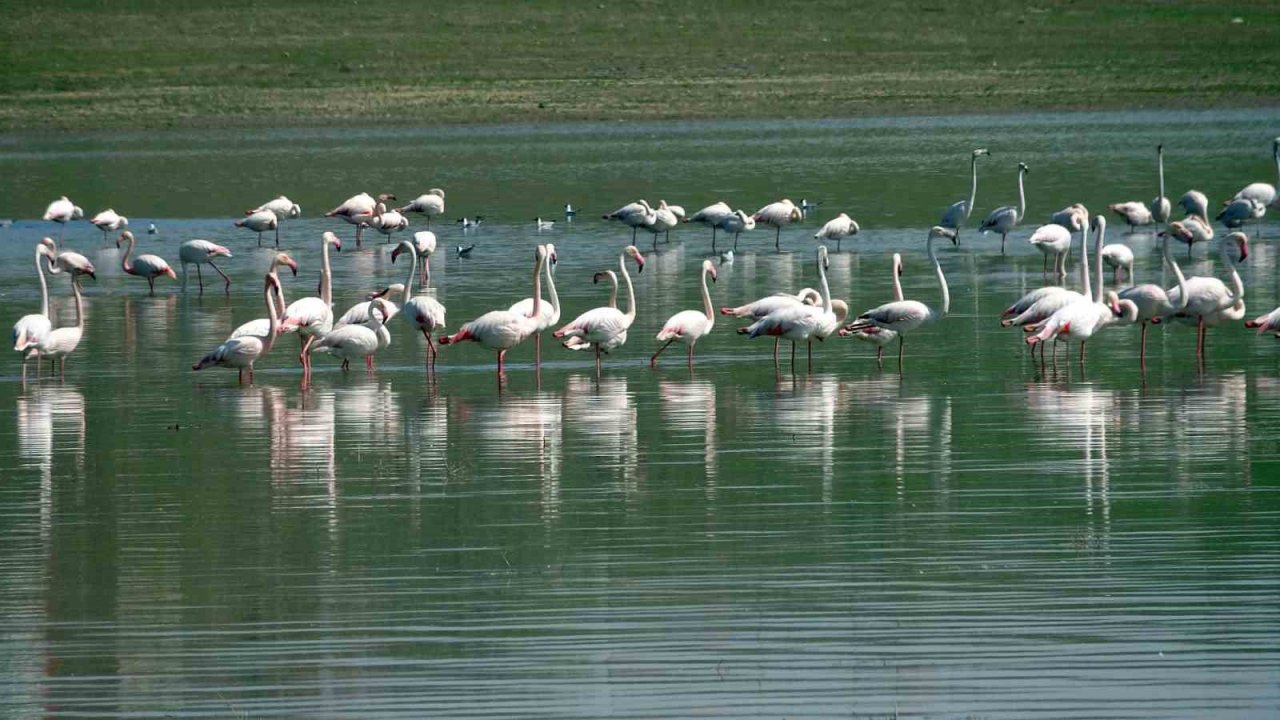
top-left (814, 213), bottom-right (860, 252)
top-left (1151, 145), bottom-right (1171, 224)
top-left (178, 239), bottom-right (233, 294)
top-left (842, 227), bottom-right (957, 368)
top-left (1118, 232), bottom-right (1187, 365)
top-left (603, 200), bottom-right (656, 243)
top-left (116, 231), bottom-right (176, 295)
top-left (335, 285), bottom-right (404, 329)
top-left (12, 242), bottom-right (56, 376)
top-left (229, 253), bottom-right (298, 340)
top-left (1218, 197), bottom-right (1265, 234)
top-left (652, 259), bottom-right (717, 368)
top-left (753, 198), bottom-right (802, 252)
top-left (327, 192), bottom-right (394, 247)
top-left (391, 238), bottom-right (447, 368)
top-left (193, 262), bottom-right (289, 385)
top-left (686, 201), bottom-right (733, 252)
top-left (740, 245), bottom-right (843, 371)
top-left (1162, 231), bottom-right (1248, 361)
top-left (371, 202), bottom-right (409, 241)
top-left (938, 148), bottom-right (989, 241)
top-left (28, 265), bottom-right (86, 379)
top-left (279, 231), bottom-right (342, 381)
top-left (247, 196), bottom-right (302, 243)
top-left (235, 209), bottom-right (279, 247)
top-left (553, 245), bottom-right (646, 373)
top-left (43, 196), bottom-right (83, 236)
top-left (843, 253), bottom-right (905, 368)
top-left (39, 238), bottom-right (96, 283)
top-left (309, 299), bottom-right (393, 372)
top-left (979, 162), bottom-right (1028, 254)
top-left (441, 244), bottom-right (550, 377)
top-left (399, 189), bottom-right (446, 227)
top-left (90, 209), bottom-right (128, 243)
top-left (1107, 201), bottom-right (1154, 232)
top-left (508, 243), bottom-right (560, 366)
top-left (1166, 214), bottom-right (1214, 258)
top-left (716, 210), bottom-right (756, 251)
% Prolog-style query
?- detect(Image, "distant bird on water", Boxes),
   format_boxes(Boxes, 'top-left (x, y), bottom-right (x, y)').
top-left (979, 162), bottom-right (1028, 254)
top-left (938, 148), bottom-right (989, 241)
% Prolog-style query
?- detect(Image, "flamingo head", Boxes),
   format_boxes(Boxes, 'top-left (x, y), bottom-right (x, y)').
top-left (545, 243), bottom-right (557, 267)
top-left (39, 236), bottom-right (57, 252)
top-left (115, 230), bottom-right (134, 248)
top-left (1228, 232), bottom-right (1249, 261)
top-left (274, 252), bottom-right (298, 276)
top-left (1090, 214), bottom-right (1107, 233)
top-left (323, 231), bottom-right (343, 252)
top-left (429, 188), bottom-right (445, 199)
top-left (592, 271), bottom-right (608, 285)
top-left (893, 253), bottom-right (903, 276)
top-left (624, 245), bottom-right (645, 273)
top-left (702, 259), bottom-right (717, 281)
top-left (818, 244), bottom-right (830, 270)
top-left (370, 299), bottom-right (391, 324)
top-left (1018, 162), bottom-right (1029, 174)
top-left (832, 299), bottom-right (849, 323)
top-left (929, 226), bottom-right (958, 245)
top-left (973, 148), bottom-right (989, 158)
top-left (288, 203), bottom-right (302, 218)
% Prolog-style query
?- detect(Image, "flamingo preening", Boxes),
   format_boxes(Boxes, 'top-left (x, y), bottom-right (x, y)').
top-left (740, 245), bottom-right (841, 372)
top-left (651, 259), bottom-right (717, 368)
top-left (553, 245), bottom-right (646, 374)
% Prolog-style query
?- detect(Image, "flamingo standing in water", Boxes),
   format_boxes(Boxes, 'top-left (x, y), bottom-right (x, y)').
top-left (229, 253), bottom-right (298, 341)
top-left (440, 244), bottom-right (549, 377)
top-left (43, 196), bottom-right (83, 237)
top-left (979, 162), bottom-right (1028, 254)
top-left (1028, 224), bottom-right (1073, 278)
top-left (686, 201), bottom-right (733, 252)
top-left (193, 267), bottom-right (287, 385)
top-left (843, 227), bottom-right (957, 368)
top-left (716, 210), bottom-right (756, 251)
top-left (247, 195), bottom-right (302, 245)
top-left (412, 231), bottom-right (437, 287)
top-left (11, 242), bottom-right (56, 377)
top-left (1118, 232), bottom-right (1187, 365)
top-left (399, 189), bottom-right (446, 228)
top-left (279, 231), bottom-right (342, 381)
top-left (90, 209), bottom-right (128, 244)
top-left (652, 259), bottom-right (717, 368)
top-left (843, 253), bottom-right (904, 368)
top-left (370, 202), bottom-right (409, 242)
top-left (1151, 144), bottom-right (1172, 224)
top-left (753, 198), bottom-right (802, 252)
top-left (327, 192), bottom-right (394, 247)
top-left (309, 299), bottom-right (393, 372)
top-left (391, 238), bottom-right (447, 369)
top-left (938, 148), bottom-right (989, 241)
top-left (29, 267), bottom-right (86, 379)
top-left (1163, 231), bottom-right (1248, 362)
top-left (553, 245), bottom-right (646, 373)
top-left (603, 200), bottom-right (656, 243)
top-left (739, 245), bottom-right (842, 371)
top-left (720, 287), bottom-right (821, 363)
top-left (1107, 201), bottom-right (1154, 233)
top-left (178, 239), bottom-right (233, 294)
top-left (1166, 214), bottom-right (1214, 258)
top-left (235, 209), bottom-right (279, 247)
top-left (116, 231), bottom-right (176, 295)
top-left (814, 213), bottom-right (860, 252)
top-left (39, 238), bottom-right (96, 283)
top-left (508, 243), bottom-right (560, 367)
top-left (1226, 137), bottom-right (1279, 211)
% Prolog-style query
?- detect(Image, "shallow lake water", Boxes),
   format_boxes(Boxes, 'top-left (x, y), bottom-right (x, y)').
top-left (1, 110), bottom-right (1279, 717)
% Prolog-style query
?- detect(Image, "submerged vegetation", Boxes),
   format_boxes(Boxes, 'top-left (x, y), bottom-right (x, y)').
top-left (2, 0), bottom-right (1278, 131)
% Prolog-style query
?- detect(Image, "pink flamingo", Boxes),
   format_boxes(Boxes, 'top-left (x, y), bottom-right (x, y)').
top-left (652, 259), bottom-right (717, 368)
top-left (193, 269), bottom-right (286, 385)
top-left (178, 239), bottom-right (233, 294)
top-left (439, 245), bottom-right (548, 377)
top-left (11, 242), bottom-right (56, 377)
top-left (508, 243), bottom-right (560, 367)
top-left (326, 192), bottom-right (394, 248)
top-left (116, 230), bottom-right (176, 295)
top-left (553, 245), bottom-right (646, 374)
top-left (740, 245), bottom-right (841, 371)
top-left (391, 238), bottom-right (447, 368)
top-left (279, 231), bottom-right (342, 381)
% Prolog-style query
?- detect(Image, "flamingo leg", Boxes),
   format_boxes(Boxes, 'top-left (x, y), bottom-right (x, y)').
top-left (196, 264), bottom-right (204, 294)
top-left (422, 328), bottom-right (437, 365)
top-left (535, 332), bottom-right (542, 368)
top-left (147, 276), bottom-right (156, 295)
top-left (356, 224), bottom-right (364, 249)
top-left (257, 232), bottom-right (263, 248)
top-left (275, 225), bottom-right (280, 248)
top-left (209, 261), bottom-right (232, 293)
top-left (687, 343), bottom-right (694, 369)
top-left (807, 340), bottom-right (813, 371)
top-left (1080, 341), bottom-right (1087, 364)
top-left (876, 346), bottom-right (884, 368)
top-left (594, 345), bottom-right (602, 376)
top-left (651, 338), bottom-right (675, 367)
top-left (775, 226), bottom-right (781, 252)
top-left (898, 335), bottom-right (905, 371)
top-left (498, 349), bottom-right (506, 376)
top-left (790, 341), bottom-right (796, 373)
top-left (1139, 322), bottom-right (1148, 366)
top-left (238, 368), bottom-right (244, 385)
top-left (734, 232), bottom-right (740, 251)
top-left (772, 337), bottom-right (780, 365)
top-left (1001, 232), bottom-right (1007, 255)
top-left (711, 227), bottom-right (718, 254)
top-left (366, 355), bottom-right (374, 371)
top-left (1197, 316), bottom-right (1205, 360)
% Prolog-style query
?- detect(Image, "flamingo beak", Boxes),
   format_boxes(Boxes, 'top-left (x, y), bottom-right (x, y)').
top-left (1239, 239), bottom-right (1250, 261)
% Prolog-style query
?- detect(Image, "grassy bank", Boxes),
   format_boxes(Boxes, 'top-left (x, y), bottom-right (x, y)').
top-left (2, 1), bottom-right (1278, 132)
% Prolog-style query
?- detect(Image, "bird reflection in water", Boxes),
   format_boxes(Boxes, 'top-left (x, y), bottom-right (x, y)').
top-left (121, 294), bottom-right (178, 361)
top-left (473, 392), bottom-right (564, 525)
top-left (262, 387), bottom-right (338, 530)
top-left (769, 374), bottom-right (847, 507)
top-left (658, 379), bottom-right (717, 495)
top-left (16, 384), bottom-right (86, 548)
top-left (564, 375), bottom-right (639, 496)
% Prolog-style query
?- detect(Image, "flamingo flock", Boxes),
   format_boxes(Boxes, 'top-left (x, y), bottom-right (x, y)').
top-left (12, 137), bottom-right (1280, 385)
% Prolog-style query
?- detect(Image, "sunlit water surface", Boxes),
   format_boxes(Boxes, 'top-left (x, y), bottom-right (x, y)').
top-left (1, 110), bottom-right (1279, 717)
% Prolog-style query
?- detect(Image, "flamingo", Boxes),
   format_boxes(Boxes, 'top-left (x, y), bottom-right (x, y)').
top-left (1151, 144), bottom-right (1172, 224)
top-left (1048, 203), bottom-right (1088, 271)
top-left (229, 253), bottom-right (298, 340)
top-left (561, 271), bottom-right (619, 353)
top-left (553, 245), bottom-right (646, 373)
top-left (508, 243), bottom-right (560, 366)
top-left (686, 201), bottom-right (733, 252)
top-left (12, 242), bottom-right (56, 376)
top-left (842, 227), bottom-right (957, 368)
top-left (309, 299), bottom-right (393, 372)
top-left (42, 196), bottom-right (83, 236)
top-left (235, 209), bottom-right (279, 247)
top-left (1026, 216), bottom-right (1136, 363)
top-left (1179, 190), bottom-right (1209, 220)
top-left (1101, 242), bottom-right (1134, 283)
top-left (327, 192), bottom-right (394, 247)
top-left (90, 209), bottom-right (128, 243)
top-left (441, 244), bottom-right (550, 377)
top-left (720, 287), bottom-right (821, 363)
top-left (1028, 223), bottom-right (1073, 278)
top-left (1226, 137), bottom-right (1279, 210)
top-left (716, 209), bottom-right (756, 251)
top-left (651, 259), bottom-right (717, 368)
top-left (412, 231), bottom-right (437, 287)
top-left (1108, 201), bottom-right (1154, 233)
top-left (1163, 231), bottom-right (1248, 362)
top-left (603, 199), bottom-right (656, 243)
top-left (1118, 232), bottom-right (1188, 365)
top-left (246, 195), bottom-right (302, 244)
top-left (979, 162), bottom-right (1028, 254)
top-left (752, 198), bottom-right (802, 252)
top-left (279, 231), bottom-right (342, 381)
top-left (178, 239), bottom-right (233, 294)
top-left (28, 266), bottom-right (85, 379)
top-left (814, 213), bottom-right (860, 252)
top-left (398, 189), bottom-right (446, 227)
top-left (1166, 214), bottom-right (1214, 258)
top-left (370, 202), bottom-right (408, 242)
top-left (116, 231), bottom-right (176, 295)
top-left (646, 200), bottom-right (680, 248)
top-left (843, 253), bottom-right (903, 368)
top-left (335, 285), bottom-right (404, 329)
top-left (1245, 306), bottom-right (1280, 336)
top-left (193, 268), bottom-right (287, 385)
top-left (1218, 197), bottom-right (1265, 234)
top-left (38, 237), bottom-right (96, 282)
top-left (938, 148), bottom-right (989, 241)
top-left (739, 245), bottom-right (842, 371)
top-left (391, 238), bottom-right (447, 369)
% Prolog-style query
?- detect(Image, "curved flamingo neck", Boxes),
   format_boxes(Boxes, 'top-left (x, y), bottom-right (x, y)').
top-left (263, 276), bottom-right (281, 352)
top-left (604, 271), bottom-right (619, 308)
top-left (400, 241), bottom-right (418, 302)
top-left (544, 254), bottom-right (559, 320)
top-left (321, 238), bottom-right (334, 306)
top-left (70, 275), bottom-right (83, 331)
top-left (1016, 167), bottom-right (1026, 222)
top-left (119, 234), bottom-right (135, 273)
top-left (35, 247), bottom-right (49, 317)
top-left (928, 236), bottom-right (949, 318)
top-left (891, 253), bottom-right (904, 302)
top-left (620, 253), bottom-right (636, 324)
top-left (531, 251), bottom-right (543, 320)
top-left (1162, 235), bottom-right (1189, 311)
top-left (700, 265), bottom-right (714, 321)
top-left (816, 249), bottom-right (832, 314)
top-left (1220, 237), bottom-right (1245, 306)
top-left (1274, 142), bottom-right (1279, 187)
top-left (966, 154), bottom-right (980, 220)
top-left (1093, 220), bottom-right (1105, 304)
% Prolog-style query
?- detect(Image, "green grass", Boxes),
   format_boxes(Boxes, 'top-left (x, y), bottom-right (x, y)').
top-left (2, 0), bottom-right (1278, 131)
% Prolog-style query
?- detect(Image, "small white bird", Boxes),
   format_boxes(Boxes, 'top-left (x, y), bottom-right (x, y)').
top-left (457, 216), bottom-right (484, 229)
top-left (813, 212), bottom-right (859, 252)
top-left (719, 249), bottom-right (734, 265)
top-left (147, 222), bottom-right (158, 235)
top-left (535, 217), bottom-right (555, 230)
top-left (564, 203), bottom-right (577, 218)
top-left (456, 244), bottom-right (475, 258)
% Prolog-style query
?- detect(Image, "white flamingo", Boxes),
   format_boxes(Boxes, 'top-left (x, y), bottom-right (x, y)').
top-left (646, 200), bottom-right (681, 248)
top-left (938, 148), bottom-right (989, 240)
top-left (843, 252), bottom-right (904, 367)
top-left (716, 209), bottom-right (756, 251)
top-left (178, 239), bottom-right (233, 294)
top-left (1151, 144), bottom-right (1171, 223)
top-left (327, 192), bottom-right (394, 247)
top-left (116, 230), bottom-right (176, 295)
top-left (90, 208), bottom-right (128, 243)
top-left (1107, 201), bottom-right (1154, 232)
top-left (193, 266), bottom-right (287, 384)
top-left (651, 259), bottom-right (717, 368)
top-left (412, 231), bottom-right (437, 287)
top-left (553, 245), bottom-right (646, 373)
top-left (842, 227), bottom-right (956, 368)
top-left (391, 238), bottom-right (447, 369)
top-left (246, 195), bottom-right (302, 244)
top-left (719, 287), bottom-right (821, 363)
top-left (335, 285), bottom-right (403, 329)
top-left (1166, 214), bottom-right (1214, 258)
top-left (686, 201), bottom-right (733, 252)
top-left (814, 213), bottom-right (860, 252)
top-left (1245, 306), bottom-right (1280, 336)
top-left (1179, 190), bottom-right (1209, 219)
top-left (280, 231), bottom-right (342, 381)
top-left (603, 199), bottom-right (656, 243)
top-left (979, 162), bottom-right (1028, 254)
top-left (1028, 223), bottom-right (1073, 277)
top-left (508, 243), bottom-right (560, 366)
top-left (739, 245), bottom-right (842, 371)
top-left (1163, 231), bottom-right (1248, 362)
top-left (1226, 137), bottom-right (1279, 209)
top-left (28, 267), bottom-right (85, 379)
top-left (309, 299), bottom-right (393, 372)
top-left (1117, 232), bottom-right (1187, 364)
top-left (42, 196), bottom-right (83, 236)
top-left (11, 242), bottom-right (56, 376)
top-left (753, 198), bottom-right (802, 252)
top-left (370, 202), bottom-right (409, 241)
top-left (441, 245), bottom-right (550, 377)
top-left (398, 189), bottom-right (446, 228)
top-left (1217, 197), bottom-right (1265, 233)
top-left (235, 209), bottom-right (279, 247)
top-left (38, 237), bottom-right (96, 283)
top-left (1101, 242), bottom-right (1134, 283)
top-left (229, 253), bottom-right (298, 341)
